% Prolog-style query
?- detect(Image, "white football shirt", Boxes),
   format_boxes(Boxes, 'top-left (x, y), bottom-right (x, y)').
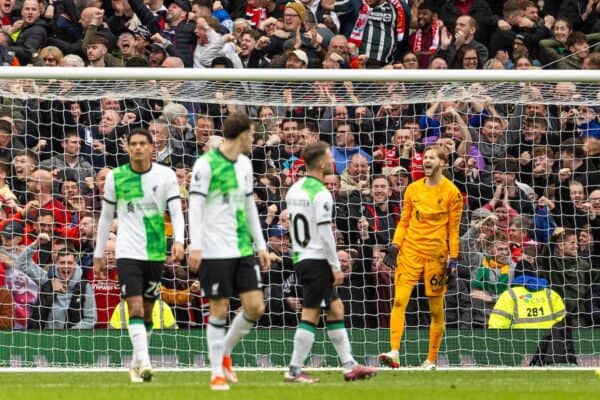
top-left (102, 163), bottom-right (180, 261)
top-left (285, 176), bottom-right (336, 264)
top-left (189, 149), bottom-right (257, 259)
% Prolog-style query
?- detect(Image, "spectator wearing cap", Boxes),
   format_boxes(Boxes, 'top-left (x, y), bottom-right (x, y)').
top-left (382, 165), bottom-right (410, 203)
top-left (162, 0), bottom-right (196, 67)
top-left (459, 207), bottom-right (498, 276)
top-left (263, 2), bottom-right (310, 59)
top-left (0, 221), bottom-right (26, 251)
top-left (6, 0), bottom-right (49, 64)
top-left (435, 15), bottom-right (488, 68)
top-left (147, 32), bottom-right (184, 66)
top-left (572, 105), bottom-right (600, 139)
top-left (408, 0), bottom-right (441, 69)
top-left (266, 225), bottom-right (291, 264)
top-left (149, 40), bottom-right (169, 66)
top-left (285, 49), bottom-right (308, 69)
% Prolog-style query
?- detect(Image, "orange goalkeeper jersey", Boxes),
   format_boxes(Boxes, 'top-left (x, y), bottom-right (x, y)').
top-left (392, 176), bottom-right (463, 259)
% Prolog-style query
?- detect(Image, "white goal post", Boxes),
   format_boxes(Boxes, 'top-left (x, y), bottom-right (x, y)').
top-left (0, 68), bottom-right (599, 369)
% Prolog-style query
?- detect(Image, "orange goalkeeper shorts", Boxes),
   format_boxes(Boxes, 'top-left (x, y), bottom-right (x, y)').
top-left (394, 245), bottom-right (448, 297)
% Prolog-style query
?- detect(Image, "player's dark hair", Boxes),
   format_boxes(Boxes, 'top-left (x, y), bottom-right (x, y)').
top-left (303, 141), bottom-right (330, 171)
top-left (127, 128), bottom-right (154, 145)
top-left (223, 112), bottom-right (252, 139)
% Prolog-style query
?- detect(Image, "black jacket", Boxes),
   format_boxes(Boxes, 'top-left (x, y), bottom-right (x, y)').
top-left (8, 19), bottom-right (49, 64)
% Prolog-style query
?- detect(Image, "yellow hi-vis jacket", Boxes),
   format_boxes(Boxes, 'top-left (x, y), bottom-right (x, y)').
top-left (488, 286), bottom-right (566, 329)
top-left (109, 300), bottom-right (177, 329)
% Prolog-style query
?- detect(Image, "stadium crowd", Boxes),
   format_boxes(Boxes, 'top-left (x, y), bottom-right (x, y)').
top-left (0, 0), bottom-right (599, 331)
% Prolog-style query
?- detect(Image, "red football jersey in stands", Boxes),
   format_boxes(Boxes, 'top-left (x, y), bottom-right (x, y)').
top-left (88, 268), bottom-right (120, 329)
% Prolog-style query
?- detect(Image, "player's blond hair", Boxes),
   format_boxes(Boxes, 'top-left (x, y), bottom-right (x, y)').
top-left (424, 145), bottom-right (448, 164)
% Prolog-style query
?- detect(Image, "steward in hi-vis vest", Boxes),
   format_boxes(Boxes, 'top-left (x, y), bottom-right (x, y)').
top-left (489, 261), bottom-right (565, 329)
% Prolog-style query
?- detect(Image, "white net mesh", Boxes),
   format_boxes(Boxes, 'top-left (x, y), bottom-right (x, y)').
top-left (0, 70), bottom-right (599, 368)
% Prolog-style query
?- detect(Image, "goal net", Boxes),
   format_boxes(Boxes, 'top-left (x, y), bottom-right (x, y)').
top-left (0, 68), bottom-right (599, 369)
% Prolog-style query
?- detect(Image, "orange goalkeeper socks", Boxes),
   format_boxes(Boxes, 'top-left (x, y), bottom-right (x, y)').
top-left (389, 284), bottom-right (413, 351)
top-left (427, 296), bottom-right (445, 363)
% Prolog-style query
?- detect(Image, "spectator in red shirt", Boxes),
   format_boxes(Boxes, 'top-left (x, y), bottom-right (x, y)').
top-left (508, 215), bottom-right (538, 262)
top-left (26, 169), bottom-right (72, 229)
top-left (88, 236), bottom-right (120, 329)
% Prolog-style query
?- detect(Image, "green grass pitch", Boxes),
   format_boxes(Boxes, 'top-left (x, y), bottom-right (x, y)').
top-left (2, 370), bottom-right (600, 400)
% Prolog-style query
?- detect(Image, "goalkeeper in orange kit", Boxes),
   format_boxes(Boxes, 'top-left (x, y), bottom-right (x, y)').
top-left (379, 145), bottom-right (463, 370)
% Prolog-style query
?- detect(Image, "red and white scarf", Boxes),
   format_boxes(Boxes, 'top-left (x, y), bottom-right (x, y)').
top-left (412, 18), bottom-right (440, 53)
top-left (349, 0), bottom-right (407, 47)
top-left (245, 5), bottom-right (266, 29)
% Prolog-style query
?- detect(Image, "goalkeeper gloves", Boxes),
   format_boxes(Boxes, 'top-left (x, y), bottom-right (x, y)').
top-left (446, 258), bottom-right (458, 285)
top-left (382, 245), bottom-right (398, 268)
